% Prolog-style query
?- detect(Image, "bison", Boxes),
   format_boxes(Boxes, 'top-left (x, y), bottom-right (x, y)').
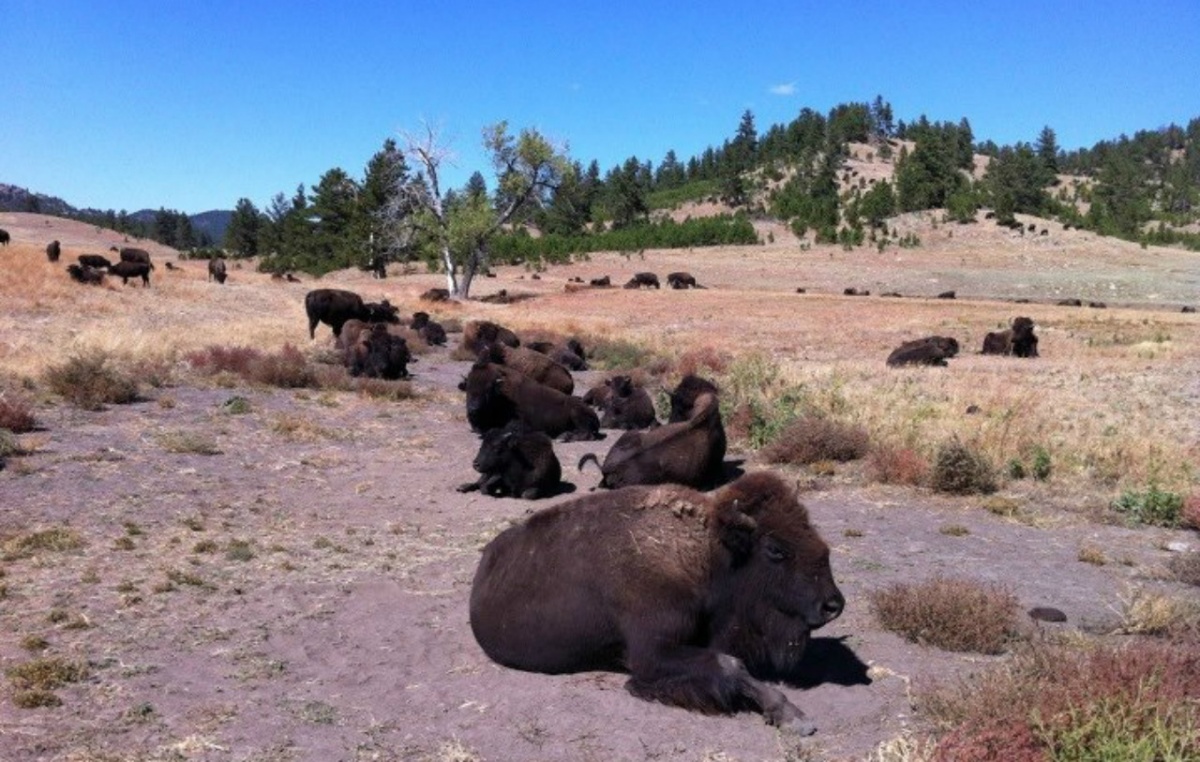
top-left (456, 422), bottom-right (563, 499)
top-left (78, 254), bottom-right (113, 270)
top-left (843, 288), bottom-right (870, 296)
top-left (469, 470), bottom-right (845, 735)
top-left (460, 320), bottom-right (520, 355)
top-left (409, 312), bottom-right (448, 346)
top-left (107, 260), bottom-right (152, 286)
top-left (937, 290), bottom-right (956, 300)
top-left (667, 271), bottom-right (703, 289)
top-left (208, 257), bottom-right (228, 284)
top-left (66, 264), bottom-right (105, 285)
top-left (112, 247), bottom-right (154, 269)
top-left (589, 275), bottom-right (612, 287)
top-left (305, 288), bottom-right (399, 339)
top-left (599, 375), bottom-right (658, 430)
top-left (420, 287), bottom-right (450, 302)
top-left (46, 240), bottom-right (61, 262)
top-left (981, 317), bottom-right (1038, 358)
top-left (0, 228), bottom-right (9, 246)
top-left (482, 343), bottom-right (574, 395)
top-left (624, 272), bottom-right (660, 289)
top-left (459, 361), bottom-right (600, 441)
top-left (579, 381), bottom-right (725, 489)
top-left (346, 323), bottom-right (412, 380)
top-left (527, 339), bottom-right (587, 371)
top-left (885, 336), bottom-right (960, 367)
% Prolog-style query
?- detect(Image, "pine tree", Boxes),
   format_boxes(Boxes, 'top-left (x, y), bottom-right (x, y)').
top-left (1035, 126), bottom-right (1060, 185)
top-left (224, 198), bottom-right (262, 258)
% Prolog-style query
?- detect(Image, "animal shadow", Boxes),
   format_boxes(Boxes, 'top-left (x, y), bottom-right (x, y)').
top-left (780, 636), bottom-right (872, 689)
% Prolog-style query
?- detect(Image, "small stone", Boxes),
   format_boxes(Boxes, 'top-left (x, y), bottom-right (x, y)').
top-left (1028, 606), bottom-right (1067, 623)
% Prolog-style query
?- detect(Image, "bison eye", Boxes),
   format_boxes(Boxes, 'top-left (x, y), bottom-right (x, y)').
top-left (764, 540), bottom-right (789, 563)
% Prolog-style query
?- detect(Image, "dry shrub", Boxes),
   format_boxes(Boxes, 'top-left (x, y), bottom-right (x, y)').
top-left (6, 656), bottom-right (89, 691)
top-left (930, 438), bottom-right (997, 495)
top-left (1115, 586), bottom-right (1200, 640)
top-left (867, 443), bottom-right (929, 486)
top-left (675, 345), bottom-right (730, 377)
top-left (920, 639), bottom-right (1200, 761)
top-left (1181, 493), bottom-right (1200, 530)
top-left (348, 378), bottom-right (417, 401)
top-left (188, 344), bottom-right (317, 389)
top-left (185, 345), bottom-right (263, 376)
top-left (42, 351), bottom-right (139, 410)
top-left (2, 527), bottom-right (85, 561)
top-left (870, 576), bottom-right (1019, 654)
top-left (761, 415), bottom-right (869, 465)
top-left (1170, 552), bottom-right (1200, 587)
top-left (0, 390), bottom-right (37, 433)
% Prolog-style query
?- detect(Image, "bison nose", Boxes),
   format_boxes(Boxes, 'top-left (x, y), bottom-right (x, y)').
top-left (822, 592), bottom-right (845, 622)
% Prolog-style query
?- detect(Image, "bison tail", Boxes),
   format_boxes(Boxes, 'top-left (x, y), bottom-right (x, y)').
top-left (577, 452), bottom-right (602, 474)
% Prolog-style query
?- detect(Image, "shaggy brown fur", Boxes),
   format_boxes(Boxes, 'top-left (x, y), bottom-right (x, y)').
top-left (482, 344), bottom-right (574, 395)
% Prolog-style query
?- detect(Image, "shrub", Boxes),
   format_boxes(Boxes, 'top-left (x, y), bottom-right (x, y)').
top-left (869, 576), bottom-right (1019, 654)
top-left (1170, 553), bottom-right (1200, 587)
top-left (2, 527), bottom-right (85, 561)
top-left (674, 346), bottom-right (730, 377)
top-left (1115, 587), bottom-right (1200, 640)
top-left (1030, 446), bottom-right (1052, 481)
top-left (930, 439), bottom-right (997, 495)
top-left (188, 344), bottom-right (318, 389)
top-left (43, 351), bottom-right (139, 410)
top-left (866, 443), bottom-right (929, 486)
top-left (761, 415), bottom-right (870, 465)
top-left (1182, 494), bottom-right (1200, 531)
top-left (1112, 484), bottom-right (1184, 527)
top-left (0, 391), bottom-right (36, 433)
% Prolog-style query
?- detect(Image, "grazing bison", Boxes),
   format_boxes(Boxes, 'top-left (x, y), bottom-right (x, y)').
top-left (460, 320), bottom-right (520, 355)
top-left (107, 260), bottom-right (152, 286)
top-left (579, 383), bottom-right (725, 489)
top-left (1183, 306), bottom-right (1197, 314)
top-left (456, 422), bottom-right (563, 499)
top-left (885, 336), bottom-right (960, 367)
top-left (624, 272), bottom-right (660, 289)
top-left (599, 375), bottom-right (658, 430)
top-left (459, 361), bottom-right (600, 441)
top-left (46, 240), bottom-right (61, 262)
top-left (409, 312), bottom-right (448, 346)
top-left (66, 264), bottom-right (105, 285)
top-left (0, 229), bottom-right (9, 246)
top-left (1087, 301), bottom-right (1107, 309)
top-left (208, 257), bottom-right (227, 284)
top-left (346, 323), bottom-right (412, 380)
top-left (482, 343), bottom-right (574, 395)
top-left (78, 253), bottom-right (113, 270)
top-left (112, 247), bottom-right (154, 269)
top-left (667, 271), bottom-right (702, 289)
top-left (1056, 298), bottom-right (1083, 307)
top-left (305, 288), bottom-right (399, 339)
top-left (469, 470), bottom-right (845, 735)
top-left (589, 275), bottom-right (612, 287)
top-left (937, 290), bottom-right (956, 300)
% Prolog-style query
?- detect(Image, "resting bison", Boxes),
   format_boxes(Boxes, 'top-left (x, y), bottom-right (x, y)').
top-left (460, 320), bottom-right (520, 355)
top-left (482, 343), bottom-right (574, 395)
top-left (409, 312), bottom-right (447, 346)
top-left (580, 382), bottom-right (725, 489)
top-left (668, 374), bottom-right (721, 424)
top-left (456, 422), bottom-right (562, 499)
top-left (66, 264), bottom-right (105, 285)
top-left (112, 247), bottom-right (154, 269)
top-left (843, 288), bottom-right (870, 296)
top-left (624, 272), bottom-right (660, 289)
top-left (469, 470), bottom-right (845, 735)
top-left (981, 317), bottom-right (1038, 358)
top-left (1057, 298), bottom-right (1083, 307)
top-left (527, 339), bottom-right (587, 371)
top-left (667, 271), bottom-right (702, 289)
top-left (937, 290), bottom-right (956, 300)
top-left (599, 375), bottom-right (658, 430)
top-left (0, 229), bottom-right (9, 246)
top-left (589, 275), bottom-right (612, 287)
top-left (46, 240), bottom-right (61, 262)
top-left (459, 361), bottom-right (600, 441)
top-left (108, 260), bottom-right (152, 286)
top-left (346, 323), bottom-right (412, 380)
top-left (78, 254), bottom-right (113, 270)
top-left (1184, 306), bottom-right (1197, 314)
top-left (305, 288), bottom-right (399, 339)
top-left (208, 257), bottom-right (227, 284)
top-left (885, 336), bottom-right (960, 367)
top-left (420, 287), bottom-right (450, 302)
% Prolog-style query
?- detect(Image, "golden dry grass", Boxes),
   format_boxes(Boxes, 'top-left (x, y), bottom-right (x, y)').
top-left (2, 210), bottom-right (1198, 502)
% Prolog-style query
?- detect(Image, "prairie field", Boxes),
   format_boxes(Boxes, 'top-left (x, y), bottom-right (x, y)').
top-left (1, 210), bottom-right (1199, 761)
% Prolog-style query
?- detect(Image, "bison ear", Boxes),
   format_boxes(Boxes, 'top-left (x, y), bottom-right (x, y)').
top-left (714, 498), bottom-right (758, 562)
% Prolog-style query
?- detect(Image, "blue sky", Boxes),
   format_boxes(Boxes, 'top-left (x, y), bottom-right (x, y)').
top-left (3, 1), bottom-right (1198, 215)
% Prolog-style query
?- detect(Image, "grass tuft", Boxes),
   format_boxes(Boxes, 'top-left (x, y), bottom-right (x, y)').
top-left (870, 576), bottom-right (1019, 654)
top-left (930, 438), bottom-right (998, 495)
top-left (761, 414), bottom-right (869, 465)
top-left (2, 527), bottom-right (85, 561)
top-left (0, 390), bottom-right (37, 432)
top-left (42, 351), bottom-right (139, 410)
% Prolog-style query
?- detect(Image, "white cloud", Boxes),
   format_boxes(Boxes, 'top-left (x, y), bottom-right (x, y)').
top-left (769, 82), bottom-right (796, 96)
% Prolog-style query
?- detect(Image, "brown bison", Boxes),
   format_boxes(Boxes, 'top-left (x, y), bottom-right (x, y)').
top-left (667, 271), bottom-right (702, 289)
top-left (111, 247), bottom-right (154, 269)
top-left (78, 253), bottom-right (113, 270)
top-left (527, 339), bottom-right (587, 371)
top-left (46, 240), bottom-right (61, 262)
top-left (579, 379), bottom-right (725, 489)
top-left (66, 264), bottom-right (105, 285)
top-left (459, 361), bottom-right (600, 441)
top-left (208, 257), bottom-right (227, 284)
top-left (981, 317), bottom-right (1038, 358)
top-left (589, 275), bottom-right (612, 287)
top-left (843, 287), bottom-right (870, 296)
top-left (469, 470), bottom-right (845, 735)
top-left (624, 272), bottom-right (660, 289)
top-left (936, 290), bottom-right (956, 300)
top-left (420, 287), bottom-right (450, 302)
top-left (482, 343), bottom-right (574, 395)
top-left (456, 422), bottom-right (563, 499)
top-left (305, 288), bottom-right (399, 339)
top-left (409, 312), bottom-right (447, 346)
top-left (0, 228), bottom-right (9, 246)
top-left (346, 323), bottom-right (412, 380)
top-left (460, 320), bottom-right (521, 355)
top-left (885, 336), bottom-right (960, 367)
top-left (107, 260), bottom-right (152, 286)
top-left (599, 375), bottom-right (658, 430)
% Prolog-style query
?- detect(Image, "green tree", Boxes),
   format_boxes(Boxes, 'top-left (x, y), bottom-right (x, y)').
top-left (1035, 125), bottom-right (1060, 184)
top-left (224, 198), bottom-right (262, 258)
top-left (984, 144), bottom-right (1050, 221)
top-left (857, 180), bottom-right (896, 228)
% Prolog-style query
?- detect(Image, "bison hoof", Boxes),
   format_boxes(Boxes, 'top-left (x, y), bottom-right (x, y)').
top-left (775, 713), bottom-right (817, 737)
top-left (456, 482), bottom-right (480, 493)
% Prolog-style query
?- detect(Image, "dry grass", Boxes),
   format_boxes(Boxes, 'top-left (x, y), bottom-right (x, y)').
top-left (0, 388), bottom-right (37, 432)
top-left (42, 350), bottom-right (140, 410)
top-left (930, 438), bottom-right (998, 495)
top-left (1113, 586), bottom-right (1200, 640)
top-left (869, 576), bottom-right (1021, 654)
top-left (760, 415), bottom-right (870, 465)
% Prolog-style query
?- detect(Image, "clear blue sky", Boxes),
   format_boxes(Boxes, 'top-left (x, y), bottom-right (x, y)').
top-left (4, 1), bottom-right (1198, 215)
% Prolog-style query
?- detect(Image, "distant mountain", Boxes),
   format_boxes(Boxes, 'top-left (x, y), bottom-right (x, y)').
top-left (0, 183), bottom-right (232, 246)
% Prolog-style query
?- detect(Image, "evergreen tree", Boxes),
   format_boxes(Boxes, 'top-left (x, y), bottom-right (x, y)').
top-left (224, 198), bottom-right (262, 258)
top-left (1035, 126), bottom-right (1061, 184)
top-left (984, 144), bottom-right (1051, 221)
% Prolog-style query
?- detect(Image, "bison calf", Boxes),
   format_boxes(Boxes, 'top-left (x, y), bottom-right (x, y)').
top-left (456, 423), bottom-right (562, 499)
top-left (470, 470), bottom-right (844, 735)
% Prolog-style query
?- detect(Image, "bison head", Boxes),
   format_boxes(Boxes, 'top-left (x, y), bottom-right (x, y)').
top-left (668, 375), bottom-right (720, 423)
top-left (461, 362), bottom-right (516, 433)
top-left (709, 472), bottom-right (844, 677)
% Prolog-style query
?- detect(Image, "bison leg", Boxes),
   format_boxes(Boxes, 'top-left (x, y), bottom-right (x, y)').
top-left (456, 479), bottom-right (483, 493)
top-left (625, 644), bottom-right (815, 735)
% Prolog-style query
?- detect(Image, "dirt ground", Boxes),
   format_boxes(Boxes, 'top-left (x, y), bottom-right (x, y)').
top-left (1, 211), bottom-right (1199, 761)
top-left (2, 343), bottom-right (1196, 762)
